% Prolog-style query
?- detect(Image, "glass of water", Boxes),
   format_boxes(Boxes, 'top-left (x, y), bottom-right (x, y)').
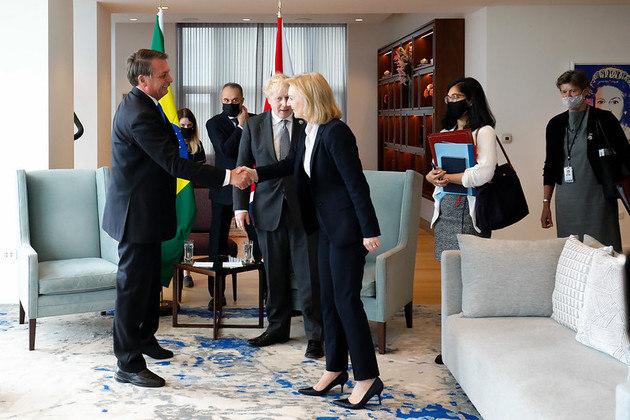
top-left (183, 240), bottom-right (194, 263)
top-left (243, 240), bottom-right (254, 263)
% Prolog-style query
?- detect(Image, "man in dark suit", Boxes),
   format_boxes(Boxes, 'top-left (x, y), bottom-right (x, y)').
top-left (103, 49), bottom-right (253, 388)
top-left (233, 74), bottom-right (323, 358)
top-left (205, 83), bottom-right (260, 310)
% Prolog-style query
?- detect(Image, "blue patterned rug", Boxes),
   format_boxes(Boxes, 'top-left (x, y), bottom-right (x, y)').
top-left (0, 304), bottom-right (479, 419)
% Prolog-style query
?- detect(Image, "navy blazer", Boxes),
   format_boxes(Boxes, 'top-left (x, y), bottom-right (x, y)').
top-left (103, 87), bottom-right (226, 243)
top-left (206, 111), bottom-right (255, 205)
top-left (543, 106), bottom-right (630, 186)
top-left (256, 118), bottom-right (380, 247)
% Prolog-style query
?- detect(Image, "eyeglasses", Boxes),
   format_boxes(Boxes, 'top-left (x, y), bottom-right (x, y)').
top-left (444, 94), bottom-right (466, 104)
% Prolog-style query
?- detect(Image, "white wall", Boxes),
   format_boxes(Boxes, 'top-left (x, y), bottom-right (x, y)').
top-left (0, 0), bottom-right (74, 303)
top-left (467, 5), bottom-right (630, 245)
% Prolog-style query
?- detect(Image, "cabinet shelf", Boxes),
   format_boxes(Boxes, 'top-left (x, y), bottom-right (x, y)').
top-left (377, 18), bottom-right (464, 198)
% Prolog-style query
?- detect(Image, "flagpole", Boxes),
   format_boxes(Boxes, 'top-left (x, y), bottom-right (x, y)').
top-left (277, 0), bottom-right (282, 18)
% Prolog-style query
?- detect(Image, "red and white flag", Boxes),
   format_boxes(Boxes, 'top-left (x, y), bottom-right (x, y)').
top-left (263, 13), bottom-right (294, 111)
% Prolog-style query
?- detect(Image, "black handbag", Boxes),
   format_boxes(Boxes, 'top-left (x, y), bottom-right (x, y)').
top-left (475, 136), bottom-right (529, 231)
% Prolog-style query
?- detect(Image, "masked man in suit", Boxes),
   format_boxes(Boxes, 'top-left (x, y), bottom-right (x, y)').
top-left (103, 49), bottom-right (253, 388)
top-left (205, 83), bottom-right (260, 310)
top-left (233, 74), bottom-right (324, 358)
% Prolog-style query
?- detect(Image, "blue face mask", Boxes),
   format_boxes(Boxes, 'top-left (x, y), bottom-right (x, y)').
top-left (562, 94), bottom-right (584, 110)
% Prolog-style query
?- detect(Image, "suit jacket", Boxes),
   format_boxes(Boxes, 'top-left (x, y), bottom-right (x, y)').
top-left (543, 106), bottom-right (630, 186)
top-left (103, 87), bottom-right (226, 243)
top-left (233, 111), bottom-right (304, 231)
top-left (256, 118), bottom-right (380, 247)
top-left (206, 111), bottom-right (255, 205)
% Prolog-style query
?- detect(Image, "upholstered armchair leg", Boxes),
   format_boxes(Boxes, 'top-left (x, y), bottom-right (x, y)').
top-left (19, 302), bottom-right (25, 324)
top-left (232, 273), bottom-right (237, 302)
top-left (28, 319), bottom-right (36, 351)
top-left (100, 311), bottom-right (106, 316)
top-left (404, 302), bottom-right (413, 328)
top-left (377, 322), bottom-right (386, 354)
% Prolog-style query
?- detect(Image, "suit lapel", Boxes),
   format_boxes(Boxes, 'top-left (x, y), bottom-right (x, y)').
top-left (261, 112), bottom-right (277, 162)
top-left (309, 123), bottom-right (325, 171)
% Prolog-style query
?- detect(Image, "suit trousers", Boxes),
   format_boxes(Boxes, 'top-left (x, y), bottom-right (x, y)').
top-left (318, 232), bottom-right (379, 380)
top-left (113, 240), bottom-right (161, 372)
top-left (256, 203), bottom-right (323, 341)
top-left (208, 201), bottom-right (233, 297)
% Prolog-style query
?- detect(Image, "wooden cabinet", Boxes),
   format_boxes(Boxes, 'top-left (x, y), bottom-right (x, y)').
top-left (377, 19), bottom-right (464, 198)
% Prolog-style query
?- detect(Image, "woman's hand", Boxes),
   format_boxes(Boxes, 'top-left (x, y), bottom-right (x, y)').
top-left (540, 204), bottom-right (553, 229)
top-left (363, 237), bottom-right (381, 252)
top-left (426, 168), bottom-right (449, 187)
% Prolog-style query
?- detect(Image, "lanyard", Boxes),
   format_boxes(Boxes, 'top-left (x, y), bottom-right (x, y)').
top-left (565, 107), bottom-right (587, 164)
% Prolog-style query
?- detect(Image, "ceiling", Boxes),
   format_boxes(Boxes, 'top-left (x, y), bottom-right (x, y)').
top-left (105, 0), bottom-right (630, 24)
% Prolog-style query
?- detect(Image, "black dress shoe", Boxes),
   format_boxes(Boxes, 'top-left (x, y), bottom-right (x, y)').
top-left (332, 377), bottom-right (383, 409)
top-left (143, 345), bottom-right (174, 360)
top-left (435, 354), bottom-right (444, 365)
top-left (304, 340), bottom-right (324, 359)
top-left (183, 275), bottom-right (194, 288)
top-left (247, 332), bottom-right (289, 347)
top-left (114, 368), bottom-right (165, 388)
top-left (207, 295), bottom-right (227, 311)
top-left (298, 370), bottom-right (348, 396)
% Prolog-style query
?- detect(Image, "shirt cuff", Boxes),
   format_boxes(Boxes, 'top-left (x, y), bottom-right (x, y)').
top-left (234, 210), bottom-right (248, 215)
top-left (223, 169), bottom-right (231, 187)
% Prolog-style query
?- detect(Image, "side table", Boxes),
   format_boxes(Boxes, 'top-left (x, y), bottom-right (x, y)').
top-left (172, 260), bottom-right (265, 339)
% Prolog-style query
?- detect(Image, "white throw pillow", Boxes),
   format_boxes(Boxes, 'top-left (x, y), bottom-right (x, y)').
top-left (551, 236), bottom-right (609, 331)
top-left (582, 234), bottom-right (616, 256)
top-left (576, 252), bottom-right (628, 363)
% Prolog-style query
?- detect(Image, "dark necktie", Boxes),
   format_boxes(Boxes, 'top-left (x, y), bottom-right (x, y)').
top-left (279, 119), bottom-right (291, 159)
top-left (156, 102), bottom-right (167, 122)
top-left (231, 118), bottom-right (239, 128)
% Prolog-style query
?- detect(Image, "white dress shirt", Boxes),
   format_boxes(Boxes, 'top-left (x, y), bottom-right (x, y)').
top-left (303, 123), bottom-right (319, 177)
top-left (270, 111), bottom-right (294, 161)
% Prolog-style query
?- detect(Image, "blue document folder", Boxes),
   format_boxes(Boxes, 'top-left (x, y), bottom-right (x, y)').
top-left (434, 142), bottom-right (476, 196)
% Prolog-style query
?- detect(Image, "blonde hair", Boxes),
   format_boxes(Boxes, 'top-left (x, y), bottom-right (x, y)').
top-left (288, 73), bottom-right (342, 125)
top-left (263, 73), bottom-right (290, 98)
top-left (176, 108), bottom-right (202, 155)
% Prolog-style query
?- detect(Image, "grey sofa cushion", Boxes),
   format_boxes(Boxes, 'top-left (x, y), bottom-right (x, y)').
top-left (457, 235), bottom-right (568, 317)
top-left (360, 262), bottom-right (376, 297)
top-left (39, 258), bottom-right (118, 295)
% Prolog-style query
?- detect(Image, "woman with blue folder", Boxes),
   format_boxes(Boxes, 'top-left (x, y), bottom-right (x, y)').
top-left (426, 77), bottom-right (498, 261)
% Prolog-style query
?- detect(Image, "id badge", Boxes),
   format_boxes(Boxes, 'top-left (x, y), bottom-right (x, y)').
top-left (563, 166), bottom-right (574, 183)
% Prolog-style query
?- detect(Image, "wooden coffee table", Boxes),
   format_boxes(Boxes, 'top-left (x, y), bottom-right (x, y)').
top-left (172, 259), bottom-right (265, 339)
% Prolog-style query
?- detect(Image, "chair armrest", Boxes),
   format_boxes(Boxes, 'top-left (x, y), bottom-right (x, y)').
top-left (374, 244), bottom-right (414, 314)
top-left (17, 242), bottom-right (38, 319)
top-left (441, 250), bottom-right (462, 330)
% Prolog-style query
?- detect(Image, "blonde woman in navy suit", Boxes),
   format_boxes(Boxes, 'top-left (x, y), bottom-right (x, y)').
top-left (244, 72), bottom-right (383, 409)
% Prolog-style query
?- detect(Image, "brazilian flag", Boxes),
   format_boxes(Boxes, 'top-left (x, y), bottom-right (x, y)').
top-left (153, 8), bottom-right (196, 286)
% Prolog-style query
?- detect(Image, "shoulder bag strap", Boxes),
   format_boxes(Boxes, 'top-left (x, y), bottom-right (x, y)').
top-left (493, 134), bottom-right (513, 168)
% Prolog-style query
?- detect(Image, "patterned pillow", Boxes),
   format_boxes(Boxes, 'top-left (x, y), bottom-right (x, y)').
top-left (551, 236), bottom-right (609, 331)
top-left (576, 252), bottom-right (628, 363)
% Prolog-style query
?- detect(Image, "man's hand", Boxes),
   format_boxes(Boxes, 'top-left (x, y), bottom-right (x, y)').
top-left (363, 237), bottom-right (381, 252)
top-left (235, 211), bottom-right (251, 231)
top-left (230, 167), bottom-right (255, 190)
top-left (237, 105), bottom-right (249, 127)
top-left (236, 166), bottom-right (258, 183)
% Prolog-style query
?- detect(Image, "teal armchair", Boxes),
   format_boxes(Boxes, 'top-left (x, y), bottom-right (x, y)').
top-left (361, 170), bottom-right (423, 354)
top-left (16, 168), bottom-right (119, 350)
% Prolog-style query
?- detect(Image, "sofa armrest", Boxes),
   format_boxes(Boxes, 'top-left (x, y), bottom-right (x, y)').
top-left (441, 250), bottom-right (462, 330)
top-left (617, 383), bottom-right (630, 420)
top-left (17, 242), bottom-right (38, 319)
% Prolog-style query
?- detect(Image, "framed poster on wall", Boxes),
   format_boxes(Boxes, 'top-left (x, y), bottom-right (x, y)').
top-left (573, 63), bottom-right (630, 140)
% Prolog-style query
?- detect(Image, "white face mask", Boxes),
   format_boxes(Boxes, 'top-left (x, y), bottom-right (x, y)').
top-left (562, 95), bottom-right (584, 110)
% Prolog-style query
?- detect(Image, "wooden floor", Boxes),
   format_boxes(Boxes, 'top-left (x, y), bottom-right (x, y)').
top-left (167, 223), bottom-right (441, 307)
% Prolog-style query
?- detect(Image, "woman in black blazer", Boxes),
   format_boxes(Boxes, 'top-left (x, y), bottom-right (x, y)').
top-left (248, 72), bottom-right (383, 409)
top-left (541, 70), bottom-right (630, 252)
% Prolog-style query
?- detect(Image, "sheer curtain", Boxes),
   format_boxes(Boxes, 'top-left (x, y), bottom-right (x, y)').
top-left (176, 23), bottom-right (347, 157)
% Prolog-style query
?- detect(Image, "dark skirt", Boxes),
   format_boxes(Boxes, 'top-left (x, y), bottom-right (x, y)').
top-left (433, 194), bottom-right (490, 261)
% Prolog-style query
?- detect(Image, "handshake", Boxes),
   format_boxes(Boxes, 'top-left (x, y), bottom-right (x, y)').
top-left (229, 166), bottom-right (258, 190)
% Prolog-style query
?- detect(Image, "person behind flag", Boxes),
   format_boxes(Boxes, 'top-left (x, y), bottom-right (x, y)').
top-left (103, 49), bottom-right (254, 388)
top-left (205, 83), bottom-right (261, 310)
top-left (234, 74), bottom-right (324, 358)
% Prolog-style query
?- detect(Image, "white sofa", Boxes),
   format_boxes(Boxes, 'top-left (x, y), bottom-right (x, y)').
top-left (440, 236), bottom-right (629, 420)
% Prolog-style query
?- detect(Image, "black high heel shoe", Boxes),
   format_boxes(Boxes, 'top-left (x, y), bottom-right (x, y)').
top-left (298, 370), bottom-right (349, 396)
top-left (332, 377), bottom-right (383, 409)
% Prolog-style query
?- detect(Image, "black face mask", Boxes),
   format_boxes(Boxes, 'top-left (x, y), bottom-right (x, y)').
top-left (180, 127), bottom-right (194, 140)
top-left (447, 100), bottom-right (469, 120)
top-left (222, 103), bottom-right (241, 118)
